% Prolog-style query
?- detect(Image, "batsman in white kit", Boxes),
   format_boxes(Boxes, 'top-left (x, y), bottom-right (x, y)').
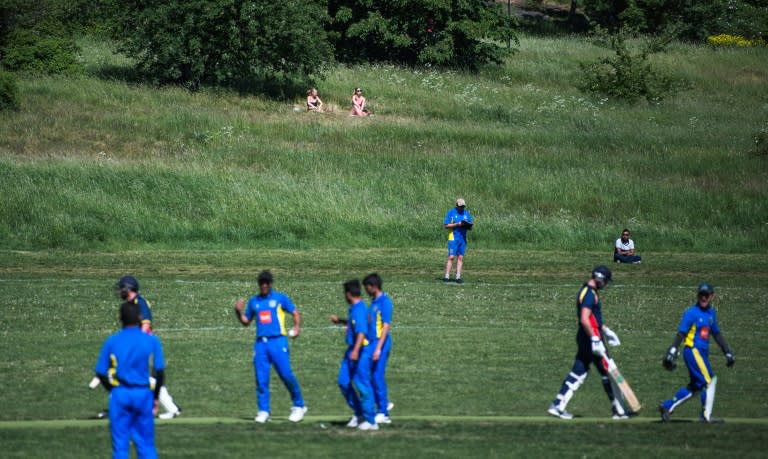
top-left (90, 276), bottom-right (181, 419)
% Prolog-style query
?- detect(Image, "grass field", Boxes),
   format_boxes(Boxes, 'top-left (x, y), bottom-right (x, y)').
top-left (1, 249), bottom-right (767, 457)
top-left (1, 33), bottom-right (767, 458)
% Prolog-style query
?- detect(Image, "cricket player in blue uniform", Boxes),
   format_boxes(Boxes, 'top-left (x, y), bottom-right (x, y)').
top-left (234, 271), bottom-right (307, 423)
top-left (331, 279), bottom-right (378, 430)
top-left (443, 198), bottom-right (474, 284)
top-left (659, 283), bottom-right (735, 422)
top-left (548, 266), bottom-right (628, 420)
top-left (364, 273), bottom-right (394, 424)
top-left (94, 301), bottom-right (165, 459)
top-left (114, 276), bottom-right (181, 420)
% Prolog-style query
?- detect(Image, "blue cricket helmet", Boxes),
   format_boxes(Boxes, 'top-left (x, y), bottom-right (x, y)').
top-left (116, 275), bottom-right (139, 292)
top-left (697, 282), bottom-right (715, 295)
top-left (591, 265), bottom-right (612, 288)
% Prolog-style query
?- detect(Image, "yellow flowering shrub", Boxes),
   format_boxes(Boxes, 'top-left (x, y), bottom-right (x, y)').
top-left (707, 34), bottom-right (767, 47)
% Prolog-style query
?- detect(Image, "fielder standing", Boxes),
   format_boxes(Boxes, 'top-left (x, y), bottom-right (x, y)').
top-left (548, 265), bottom-right (628, 420)
top-left (234, 271), bottom-right (307, 423)
top-left (659, 283), bottom-right (735, 422)
top-left (94, 301), bottom-right (165, 459)
top-left (443, 198), bottom-right (473, 284)
top-left (331, 279), bottom-right (378, 430)
top-left (363, 273), bottom-right (394, 424)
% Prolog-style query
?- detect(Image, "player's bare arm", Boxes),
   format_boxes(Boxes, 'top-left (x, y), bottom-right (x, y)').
top-left (373, 323), bottom-right (391, 361)
top-left (234, 298), bottom-right (250, 326)
top-left (290, 310), bottom-right (301, 338)
top-left (350, 332), bottom-right (365, 361)
top-left (330, 314), bottom-right (347, 325)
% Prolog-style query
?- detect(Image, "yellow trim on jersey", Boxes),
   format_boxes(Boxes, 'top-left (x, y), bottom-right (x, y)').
top-left (685, 324), bottom-right (697, 348)
top-left (376, 311), bottom-right (383, 338)
top-left (277, 306), bottom-right (286, 336)
top-left (578, 286), bottom-right (591, 305)
top-left (692, 348), bottom-right (712, 384)
top-left (108, 354), bottom-right (119, 387)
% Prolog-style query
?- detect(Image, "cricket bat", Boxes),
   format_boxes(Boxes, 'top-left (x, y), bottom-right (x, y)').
top-left (602, 355), bottom-right (642, 413)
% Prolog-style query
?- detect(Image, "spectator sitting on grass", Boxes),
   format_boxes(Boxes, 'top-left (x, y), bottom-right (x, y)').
top-left (307, 88), bottom-right (324, 112)
top-left (350, 87), bottom-right (370, 116)
top-left (614, 228), bottom-right (642, 264)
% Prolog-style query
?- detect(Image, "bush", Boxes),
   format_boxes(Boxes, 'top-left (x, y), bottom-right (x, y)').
top-left (1, 27), bottom-right (81, 75)
top-left (707, 33), bottom-right (767, 47)
top-left (578, 28), bottom-right (686, 103)
top-left (106, 0), bottom-right (334, 90)
top-left (327, 0), bottom-right (517, 68)
top-left (0, 70), bottom-right (19, 110)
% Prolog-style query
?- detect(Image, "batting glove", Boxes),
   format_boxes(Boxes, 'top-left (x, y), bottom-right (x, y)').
top-left (591, 336), bottom-right (606, 356)
top-left (725, 352), bottom-right (736, 368)
top-left (663, 346), bottom-right (678, 371)
top-left (603, 326), bottom-right (621, 347)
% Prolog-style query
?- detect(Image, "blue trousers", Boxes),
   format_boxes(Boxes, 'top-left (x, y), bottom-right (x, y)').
top-left (109, 387), bottom-right (156, 459)
top-left (338, 346), bottom-right (375, 424)
top-left (253, 336), bottom-right (304, 413)
top-left (614, 253), bottom-right (641, 263)
top-left (662, 347), bottom-right (714, 413)
top-left (372, 340), bottom-right (391, 415)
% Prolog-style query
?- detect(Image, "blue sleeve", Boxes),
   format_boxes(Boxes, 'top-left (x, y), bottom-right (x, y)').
top-left (352, 306), bottom-right (368, 336)
top-left (94, 337), bottom-right (112, 375)
top-left (279, 293), bottom-right (296, 314)
top-left (137, 297), bottom-right (152, 323)
top-left (677, 308), bottom-right (694, 334)
top-left (244, 297), bottom-right (255, 321)
top-left (153, 336), bottom-right (165, 371)
top-left (444, 210), bottom-right (453, 225)
top-left (381, 298), bottom-right (393, 325)
top-left (578, 287), bottom-right (595, 311)
top-left (466, 210), bottom-right (473, 224)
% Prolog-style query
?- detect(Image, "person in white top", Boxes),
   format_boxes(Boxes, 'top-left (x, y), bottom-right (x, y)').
top-left (614, 229), bottom-right (642, 264)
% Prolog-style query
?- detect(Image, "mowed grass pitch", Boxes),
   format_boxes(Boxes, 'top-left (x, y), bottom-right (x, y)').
top-left (1, 249), bottom-right (767, 458)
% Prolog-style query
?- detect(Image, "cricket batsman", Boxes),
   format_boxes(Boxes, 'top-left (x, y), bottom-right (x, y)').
top-left (91, 276), bottom-right (181, 420)
top-left (659, 283), bottom-right (735, 422)
top-left (548, 265), bottom-right (628, 420)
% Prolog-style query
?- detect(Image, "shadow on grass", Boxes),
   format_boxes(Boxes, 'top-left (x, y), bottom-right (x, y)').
top-left (88, 64), bottom-right (309, 100)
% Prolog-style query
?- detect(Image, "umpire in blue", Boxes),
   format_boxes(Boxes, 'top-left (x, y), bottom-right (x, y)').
top-left (94, 301), bottom-right (165, 459)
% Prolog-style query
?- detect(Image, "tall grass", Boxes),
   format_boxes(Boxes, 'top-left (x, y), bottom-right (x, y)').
top-left (0, 37), bottom-right (766, 251)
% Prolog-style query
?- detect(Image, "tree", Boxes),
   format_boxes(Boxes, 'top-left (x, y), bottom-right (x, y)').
top-left (107, 0), bottom-right (334, 90)
top-left (327, 0), bottom-right (516, 68)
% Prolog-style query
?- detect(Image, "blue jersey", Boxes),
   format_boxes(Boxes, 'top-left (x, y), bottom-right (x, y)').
top-left (678, 304), bottom-right (720, 351)
top-left (346, 300), bottom-right (369, 347)
top-left (576, 284), bottom-right (602, 340)
top-left (95, 327), bottom-right (164, 387)
top-left (369, 292), bottom-right (393, 346)
top-left (133, 294), bottom-right (152, 327)
top-left (245, 290), bottom-right (296, 338)
top-left (444, 208), bottom-right (473, 242)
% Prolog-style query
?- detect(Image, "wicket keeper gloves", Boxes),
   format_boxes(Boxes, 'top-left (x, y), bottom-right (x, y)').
top-left (602, 326), bottom-right (621, 347)
top-left (591, 336), bottom-right (606, 356)
top-left (663, 346), bottom-right (678, 371)
top-left (725, 352), bottom-right (736, 368)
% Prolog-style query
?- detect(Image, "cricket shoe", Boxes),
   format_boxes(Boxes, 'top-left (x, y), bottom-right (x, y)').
top-left (659, 404), bottom-right (671, 423)
top-left (96, 409), bottom-right (109, 419)
top-left (455, 278), bottom-right (464, 284)
top-left (345, 416), bottom-right (359, 428)
top-left (357, 421), bottom-right (379, 431)
top-left (288, 406), bottom-right (308, 423)
top-left (547, 403), bottom-right (574, 420)
top-left (374, 413), bottom-right (392, 424)
top-left (254, 411), bottom-right (271, 423)
top-left (158, 409), bottom-right (181, 420)
top-left (612, 410), bottom-right (629, 420)
top-left (443, 277), bottom-right (451, 284)
top-left (387, 402), bottom-right (394, 411)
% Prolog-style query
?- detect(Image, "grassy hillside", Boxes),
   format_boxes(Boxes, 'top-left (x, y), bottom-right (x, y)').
top-left (0, 37), bottom-right (766, 251)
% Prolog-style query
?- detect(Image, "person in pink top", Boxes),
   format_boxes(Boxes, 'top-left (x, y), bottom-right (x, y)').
top-left (350, 87), bottom-right (370, 116)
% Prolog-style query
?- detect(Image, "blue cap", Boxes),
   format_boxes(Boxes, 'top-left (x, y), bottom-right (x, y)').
top-left (697, 283), bottom-right (715, 295)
